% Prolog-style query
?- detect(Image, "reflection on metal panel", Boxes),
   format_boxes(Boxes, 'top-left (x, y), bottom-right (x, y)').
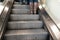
top-left (0, 0), bottom-right (14, 40)
top-left (38, 0), bottom-right (60, 40)
top-left (45, 0), bottom-right (60, 30)
top-left (0, 5), bottom-right (4, 15)
top-left (41, 12), bottom-right (60, 40)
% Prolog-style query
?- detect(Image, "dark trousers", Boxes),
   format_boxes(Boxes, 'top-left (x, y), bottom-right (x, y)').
top-left (0, 0), bottom-right (4, 2)
top-left (19, 0), bottom-right (28, 4)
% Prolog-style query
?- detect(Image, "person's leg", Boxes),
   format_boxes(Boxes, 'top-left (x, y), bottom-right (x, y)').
top-left (34, 0), bottom-right (38, 14)
top-left (27, 0), bottom-right (29, 4)
top-left (25, 0), bottom-right (28, 4)
top-left (29, 0), bottom-right (34, 14)
top-left (19, 0), bottom-right (23, 4)
top-left (23, 0), bottom-right (27, 4)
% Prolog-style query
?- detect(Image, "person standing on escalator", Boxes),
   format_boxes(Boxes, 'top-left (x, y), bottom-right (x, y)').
top-left (19, 0), bottom-right (28, 4)
top-left (29, 0), bottom-right (38, 14)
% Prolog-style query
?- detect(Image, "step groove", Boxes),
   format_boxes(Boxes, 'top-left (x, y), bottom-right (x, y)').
top-left (12, 9), bottom-right (30, 14)
top-left (4, 29), bottom-right (49, 40)
top-left (10, 14), bottom-right (39, 21)
top-left (13, 5), bottom-right (29, 9)
top-left (8, 21), bottom-right (43, 29)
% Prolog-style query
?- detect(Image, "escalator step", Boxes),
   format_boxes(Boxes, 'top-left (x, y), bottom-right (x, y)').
top-left (14, 2), bottom-right (20, 4)
top-left (8, 21), bottom-right (43, 29)
top-left (4, 29), bottom-right (49, 40)
top-left (13, 5), bottom-right (29, 9)
top-left (12, 9), bottom-right (30, 14)
top-left (10, 14), bottom-right (39, 21)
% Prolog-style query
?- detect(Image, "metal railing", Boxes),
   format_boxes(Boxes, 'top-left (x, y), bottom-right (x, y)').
top-left (0, 0), bottom-right (14, 40)
top-left (38, 0), bottom-right (60, 40)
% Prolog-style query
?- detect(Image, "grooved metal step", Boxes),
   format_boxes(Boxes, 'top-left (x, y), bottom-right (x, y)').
top-left (14, 2), bottom-right (20, 4)
top-left (13, 5), bottom-right (29, 9)
top-left (10, 14), bottom-right (39, 21)
top-left (12, 9), bottom-right (30, 14)
top-left (4, 29), bottom-right (49, 40)
top-left (3, 3), bottom-right (49, 40)
top-left (8, 21), bottom-right (43, 29)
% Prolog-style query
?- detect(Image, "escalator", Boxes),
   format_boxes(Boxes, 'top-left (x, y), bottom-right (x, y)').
top-left (0, 0), bottom-right (60, 40)
top-left (3, 1), bottom-right (49, 40)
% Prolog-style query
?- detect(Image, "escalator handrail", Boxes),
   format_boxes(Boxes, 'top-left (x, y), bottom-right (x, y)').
top-left (0, 0), bottom-right (14, 40)
top-left (38, 0), bottom-right (60, 40)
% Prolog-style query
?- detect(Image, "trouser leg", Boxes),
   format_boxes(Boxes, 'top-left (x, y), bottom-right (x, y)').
top-left (23, 0), bottom-right (27, 4)
top-left (19, 0), bottom-right (23, 4)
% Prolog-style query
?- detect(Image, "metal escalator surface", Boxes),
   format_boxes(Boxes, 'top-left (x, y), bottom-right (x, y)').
top-left (39, 0), bottom-right (60, 40)
top-left (0, 0), bottom-right (60, 40)
top-left (0, 0), bottom-right (14, 40)
top-left (2, 2), bottom-right (49, 40)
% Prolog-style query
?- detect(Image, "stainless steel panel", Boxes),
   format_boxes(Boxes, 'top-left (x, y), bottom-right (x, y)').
top-left (0, 0), bottom-right (14, 39)
top-left (41, 12), bottom-right (60, 40)
top-left (8, 21), bottom-right (43, 29)
top-left (0, 4), bottom-right (4, 15)
top-left (43, 0), bottom-right (60, 31)
top-left (39, 0), bottom-right (60, 40)
top-left (4, 29), bottom-right (48, 40)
